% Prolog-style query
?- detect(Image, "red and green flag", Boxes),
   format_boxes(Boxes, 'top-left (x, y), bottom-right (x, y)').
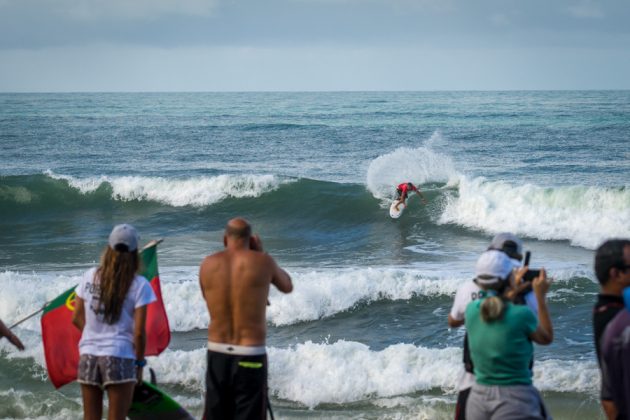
top-left (41, 241), bottom-right (171, 388)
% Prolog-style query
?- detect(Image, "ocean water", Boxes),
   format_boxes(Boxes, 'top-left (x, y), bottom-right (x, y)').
top-left (1, 91), bottom-right (629, 419)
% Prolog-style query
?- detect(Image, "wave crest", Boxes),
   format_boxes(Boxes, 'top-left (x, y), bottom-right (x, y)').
top-left (439, 176), bottom-right (630, 249)
top-left (45, 170), bottom-right (286, 207)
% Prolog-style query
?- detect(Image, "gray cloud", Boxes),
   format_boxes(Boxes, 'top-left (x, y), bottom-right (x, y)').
top-left (567, 0), bottom-right (605, 19)
top-left (1, 0), bottom-right (629, 90)
top-left (4, 0), bottom-right (217, 20)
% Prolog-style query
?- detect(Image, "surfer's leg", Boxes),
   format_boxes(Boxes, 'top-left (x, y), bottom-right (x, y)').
top-left (80, 384), bottom-right (103, 420)
top-left (106, 382), bottom-right (135, 420)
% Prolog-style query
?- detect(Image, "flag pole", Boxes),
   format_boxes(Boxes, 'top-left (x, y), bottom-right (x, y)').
top-left (9, 238), bottom-right (164, 330)
top-left (9, 305), bottom-right (46, 329)
top-left (142, 238), bottom-right (164, 250)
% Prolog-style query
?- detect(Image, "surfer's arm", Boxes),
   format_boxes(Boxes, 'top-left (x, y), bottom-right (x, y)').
top-left (415, 190), bottom-right (428, 203)
top-left (0, 319), bottom-right (24, 350)
top-left (71, 296), bottom-right (86, 331)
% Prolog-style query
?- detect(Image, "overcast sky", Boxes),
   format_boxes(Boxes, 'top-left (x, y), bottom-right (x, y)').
top-left (0, 0), bottom-right (628, 91)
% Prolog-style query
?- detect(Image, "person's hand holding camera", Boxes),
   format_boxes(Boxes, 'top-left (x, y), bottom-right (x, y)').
top-left (249, 234), bottom-right (263, 252)
top-left (532, 268), bottom-right (551, 298)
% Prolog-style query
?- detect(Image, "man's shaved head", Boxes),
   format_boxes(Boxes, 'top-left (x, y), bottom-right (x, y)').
top-left (225, 218), bottom-right (252, 239)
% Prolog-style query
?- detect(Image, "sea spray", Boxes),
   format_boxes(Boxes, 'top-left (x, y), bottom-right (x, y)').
top-left (366, 132), bottom-right (459, 202)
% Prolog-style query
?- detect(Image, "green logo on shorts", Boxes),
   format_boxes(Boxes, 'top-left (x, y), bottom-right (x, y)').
top-left (238, 361), bottom-right (263, 369)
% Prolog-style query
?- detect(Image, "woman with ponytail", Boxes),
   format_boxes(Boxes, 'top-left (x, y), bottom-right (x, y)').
top-left (465, 250), bottom-right (553, 420)
top-left (72, 224), bottom-right (157, 420)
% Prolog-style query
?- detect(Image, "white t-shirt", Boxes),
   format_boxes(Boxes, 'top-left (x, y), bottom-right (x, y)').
top-left (449, 279), bottom-right (538, 322)
top-left (77, 267), bottom-right (157, 359)
top-left (449, 280), bottom-right (484, 322)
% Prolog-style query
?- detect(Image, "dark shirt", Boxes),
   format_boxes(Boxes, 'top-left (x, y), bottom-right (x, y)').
top-left (601, 310), bottom-right (630, 419)
top-left (594, 294), bottom-right (625, 364)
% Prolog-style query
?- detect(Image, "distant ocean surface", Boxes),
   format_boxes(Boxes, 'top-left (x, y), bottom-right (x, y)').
top-left (1, 91), bottom-right (629, 419)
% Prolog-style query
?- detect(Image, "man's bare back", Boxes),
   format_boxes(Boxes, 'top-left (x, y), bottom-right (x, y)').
top-left (199, 218), bottom-right (292, 347)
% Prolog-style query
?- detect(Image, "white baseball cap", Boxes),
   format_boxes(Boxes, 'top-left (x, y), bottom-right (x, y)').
top-left (475, 250), bottom-right (514, 286)
top-left (108, 224), bottom-right (139, 251)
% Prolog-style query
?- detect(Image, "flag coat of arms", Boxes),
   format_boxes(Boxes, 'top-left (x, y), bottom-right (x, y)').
top-left (41, 241), bottom-right (170, 388)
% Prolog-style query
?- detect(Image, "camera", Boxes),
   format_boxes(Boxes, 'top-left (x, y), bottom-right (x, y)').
top-left (523, 269), bottom-right (541, 282)
top-left (522, 251), bottom-right (540, 282)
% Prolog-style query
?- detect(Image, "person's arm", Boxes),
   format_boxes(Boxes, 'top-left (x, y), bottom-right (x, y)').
top-left (133, 305), bottom-right (148, 384)
top-left (528, 268), bottom-right (553, 345)
top-left (447, 285), bottom-right (468, 328)
top-left (72, 296), bottom-right (86, 332)
top-left (271, 261), bottom-right (293, 294)
top-left (0, 319), bottom-right (25, 350)
top-left (601, 399), bottom-right (618, 420)
top-left (199, 262), bottom-right (207, 301)
top-left (447, 315), bottom-right (464, 328)
top-left (505, 266), bottom-right (532, 302)
top-left (250, 234), bottom-right (293, 294)
top-left (600, 352), bottom-right (619, 420)
top-left (415, 189), bottom-right (428, 204)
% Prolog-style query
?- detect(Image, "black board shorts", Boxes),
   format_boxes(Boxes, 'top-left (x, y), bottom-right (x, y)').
top-left (204, 350), bottom-right (268, 420)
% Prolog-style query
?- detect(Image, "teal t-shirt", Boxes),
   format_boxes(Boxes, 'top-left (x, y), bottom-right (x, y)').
top-left (465, 299), bottom-right (538, 385)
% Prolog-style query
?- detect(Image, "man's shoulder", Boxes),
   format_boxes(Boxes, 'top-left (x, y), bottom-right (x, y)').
top-left (201, 250), bottom-right (229, 264)
top-left (200, 249), bottom-right (273, 273)
top-left (605, 310), bottom-right (630, 339)
top-left (602, 310), bottom-right (630, 354)
top-left (594, 294), bottom-right (625, 319)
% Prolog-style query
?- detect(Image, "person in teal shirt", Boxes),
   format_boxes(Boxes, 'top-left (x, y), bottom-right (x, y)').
top-left (464, 250), bottom-right (554, 420)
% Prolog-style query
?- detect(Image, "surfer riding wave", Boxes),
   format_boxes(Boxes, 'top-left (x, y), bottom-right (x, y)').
top-left (394, 182), bottom-right (427, 211)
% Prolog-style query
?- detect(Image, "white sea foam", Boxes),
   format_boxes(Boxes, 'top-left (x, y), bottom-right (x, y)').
top-left (439, 176), bottom-right (630, 249)
top-left (266, 268), bottom-right (462, 326)
top-left (0, 389), bottom-right (81, 420)
top-left (1, 265), bottom-right (594, 335)
top-left (102, 341), bottom-right (601, 408)
top-left (160, 265), bottom-right (596, 328)
top-left (268, 341), bottom-right (461, 407)
top-left (3, 332), bottom-right (600, 409)
top-left (0, 270), bottom-right (81, 332)
top-left (533, 358), bottom-right (599, 393)
top-left (366, 131), bottom-right (459, 202)
top-left (44, 170), bottom-right (287, 207)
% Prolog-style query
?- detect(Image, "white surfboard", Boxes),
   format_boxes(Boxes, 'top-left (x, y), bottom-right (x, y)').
top-left (389, 201), bottom-right (405, 219)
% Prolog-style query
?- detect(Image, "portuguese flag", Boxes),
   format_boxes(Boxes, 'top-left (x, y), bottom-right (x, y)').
top-left (41, 241), bottom-right (171, 388)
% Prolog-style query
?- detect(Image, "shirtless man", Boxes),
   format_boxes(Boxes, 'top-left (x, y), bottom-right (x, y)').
top-left (199, 218), bottom-right (293, 420)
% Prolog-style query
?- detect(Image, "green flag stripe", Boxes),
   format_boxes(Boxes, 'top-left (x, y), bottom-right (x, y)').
top-left (42, 286), bottom-right (76, 315)
top-left (140, 244), bottom-right (158, 281)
